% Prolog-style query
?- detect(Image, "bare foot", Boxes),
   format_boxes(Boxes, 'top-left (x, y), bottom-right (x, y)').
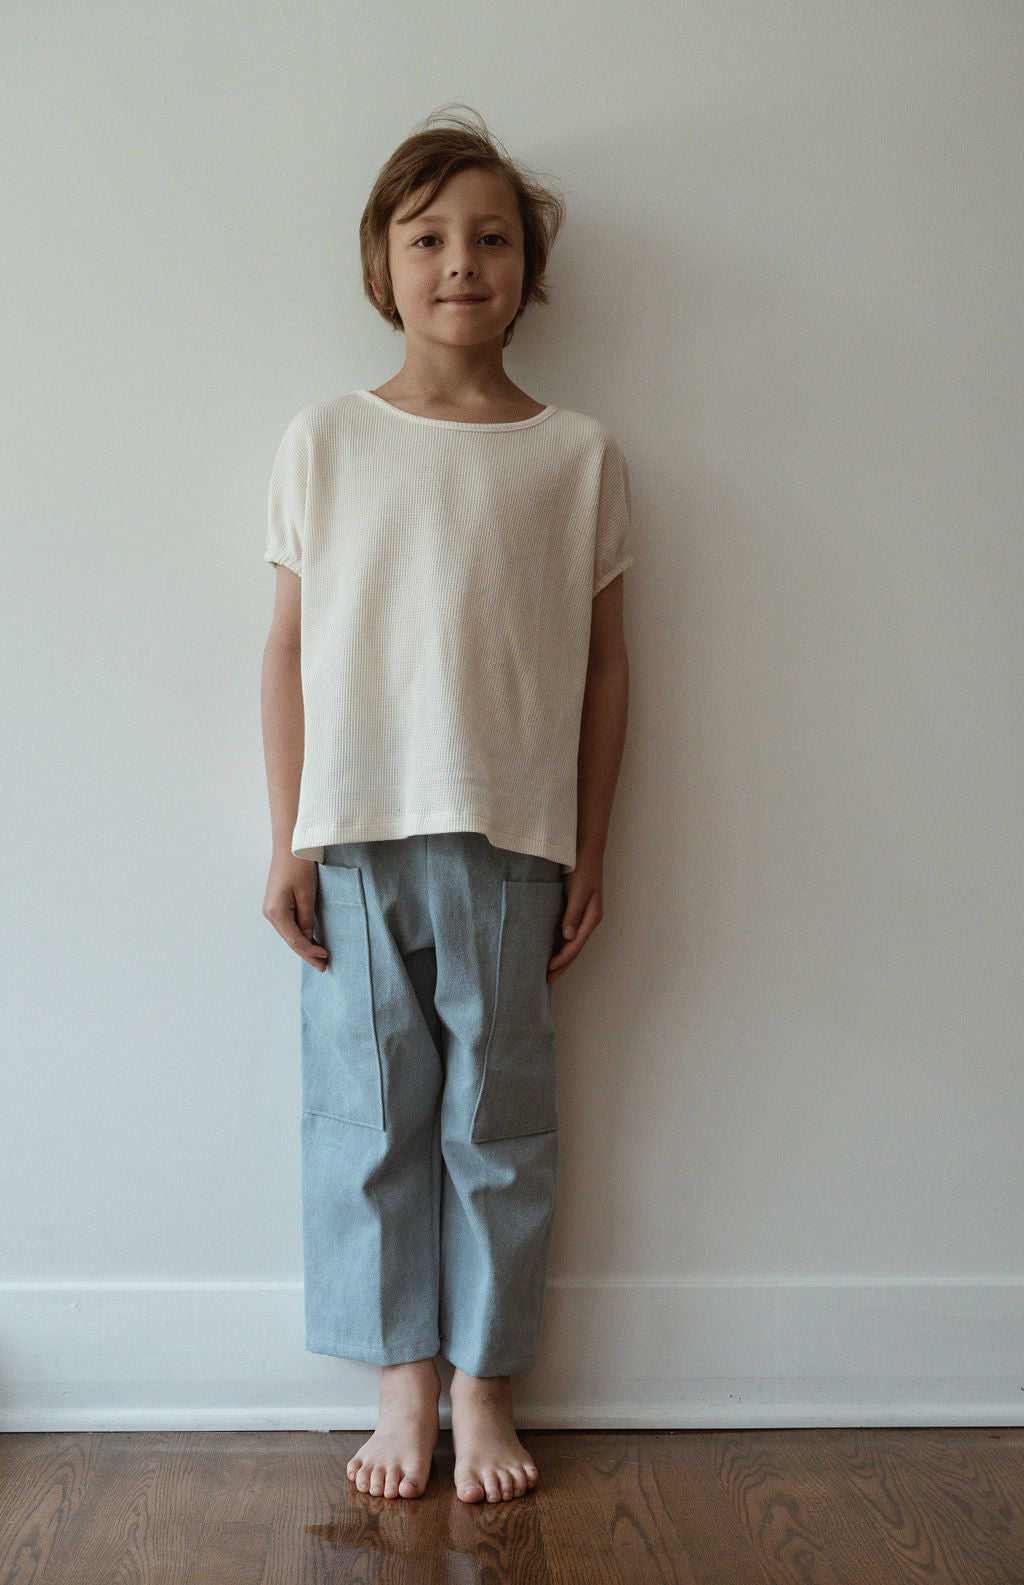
top-left (347, 1358), bottom-right (442, 1499)
top-left (449, 1368), bottom-right (539, 1502)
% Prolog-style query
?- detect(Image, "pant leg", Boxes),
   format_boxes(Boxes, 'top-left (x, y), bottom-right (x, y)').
top-left (426, 832), bottom-right (566, 1377)
top-left (300, 837), bottom-right (444, 1364)
top-left (299, 829), bottom-right (566, 1375)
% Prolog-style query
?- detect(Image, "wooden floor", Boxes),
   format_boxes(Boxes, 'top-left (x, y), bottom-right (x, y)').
top-left (1, 1427), bottom-right (1022, 1583)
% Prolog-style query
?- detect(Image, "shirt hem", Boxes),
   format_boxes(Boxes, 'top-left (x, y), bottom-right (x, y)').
top-left (593, 552), bottom-right (634, 597)
top-left (265, 550), bottom-right (301, 574)
top-left (292, 813), bottom-right (575, 873)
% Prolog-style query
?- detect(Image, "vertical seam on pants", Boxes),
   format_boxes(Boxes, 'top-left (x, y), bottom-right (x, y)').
top-left (423, 833), bottom-right (440, 1345)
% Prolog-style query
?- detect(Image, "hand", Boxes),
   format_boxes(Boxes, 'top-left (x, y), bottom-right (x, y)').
top-left (547, 850), bottom-right (603, 982)
top-left (262, 853), bottom-right (329, 972)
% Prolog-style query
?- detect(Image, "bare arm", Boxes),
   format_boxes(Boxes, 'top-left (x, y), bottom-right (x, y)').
top-left (575, 571), bottom-right (630, 863)
top-left (547, 571), bottom-right (630, 982)
top-left (260, 565), bottom-right (328, 970)
top-left (261, 565), bottom-right (305, 851)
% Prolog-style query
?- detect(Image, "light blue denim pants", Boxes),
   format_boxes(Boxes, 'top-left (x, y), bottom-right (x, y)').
top-left (299, 831), bottom-right (566, 1377)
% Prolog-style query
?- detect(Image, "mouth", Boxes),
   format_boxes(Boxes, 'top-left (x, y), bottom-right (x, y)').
top-left (439, 296), bottom-right (487, 304)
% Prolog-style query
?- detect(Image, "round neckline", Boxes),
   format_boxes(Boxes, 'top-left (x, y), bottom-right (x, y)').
top-left (355, 388), bottom-right (556, 430)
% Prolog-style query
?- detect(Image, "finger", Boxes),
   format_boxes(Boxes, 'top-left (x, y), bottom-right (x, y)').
top-left (547, 938), bottom-right (583, 978)
top-left (281, 918), bottom-right (329, 969)
top-left (294, 912), bottom-right (323, 957)
top-left (299, 942), bottom-right (330, 970)
top-left (290, 886), bottom-right (330, 966)
top-left (563, 894), bottom-right (600, 947)
top-left (549, 926), bottom-right (583, 969)
top-left (560, 888), bottom-right (598, 944)
top-left (549, 933), bottom-right (583, 965)
top-left (548, 900), bottom-right (602, 975)
top-left (295, 893), bottom-right (319, 946)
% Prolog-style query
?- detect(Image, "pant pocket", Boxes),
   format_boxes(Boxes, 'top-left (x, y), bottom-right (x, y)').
top-left (471, 877), bottom-right (565, 1143)
top-left (300, 863), bottom-right (385, 1131)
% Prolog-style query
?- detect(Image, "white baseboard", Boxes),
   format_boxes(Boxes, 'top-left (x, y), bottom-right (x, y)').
top-left (1, 1277), bottom-right (1022, 1431)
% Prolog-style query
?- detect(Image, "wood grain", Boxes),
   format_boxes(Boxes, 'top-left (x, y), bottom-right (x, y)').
top-left (1, 1428), bottom-right (1022, 1584)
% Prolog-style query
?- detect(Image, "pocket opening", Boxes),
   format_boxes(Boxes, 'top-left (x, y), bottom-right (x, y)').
top-left (300, 865), bottom-right (386, 1131)
top-left (471, 878), bottom-right (564, 1143)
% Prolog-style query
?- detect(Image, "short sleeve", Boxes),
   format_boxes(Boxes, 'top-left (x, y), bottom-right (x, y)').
top-left (592, 435), bottom-right (635, 597)
top-left (264, 411), bottom-right (310, 575)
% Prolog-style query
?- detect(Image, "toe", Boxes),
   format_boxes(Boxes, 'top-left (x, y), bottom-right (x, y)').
top-left (457, 1474), bottom-right (485, 1502)
top-left (483, 1470), bottom-right (503, 1502)
top-left (383, 1464), bottom-right (401, 1498)
top-left (398, 1471), bottom-right (424, 1498)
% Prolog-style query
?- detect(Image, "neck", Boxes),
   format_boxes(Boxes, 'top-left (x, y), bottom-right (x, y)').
top-left (386, 337), bottom-right (517, 405)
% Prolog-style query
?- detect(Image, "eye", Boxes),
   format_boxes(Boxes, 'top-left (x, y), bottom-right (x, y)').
top-left (411, 232), bottom-right (509, 248)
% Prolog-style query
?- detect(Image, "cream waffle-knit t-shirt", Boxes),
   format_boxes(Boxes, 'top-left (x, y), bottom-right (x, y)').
top-left (265, 388), bottom-right (634, 873)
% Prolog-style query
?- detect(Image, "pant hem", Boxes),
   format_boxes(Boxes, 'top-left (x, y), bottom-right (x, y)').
top-left (440, 1346), bottom-right (539, 1377)
top-left (306, 1334), bottom-right (441, 1365)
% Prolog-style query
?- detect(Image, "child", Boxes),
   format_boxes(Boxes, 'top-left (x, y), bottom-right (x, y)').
top-left (260, 104), bottom-right (633, 1504)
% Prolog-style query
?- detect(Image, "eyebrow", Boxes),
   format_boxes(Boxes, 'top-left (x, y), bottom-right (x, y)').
top-left (395, 210), bottom-right (514, 227)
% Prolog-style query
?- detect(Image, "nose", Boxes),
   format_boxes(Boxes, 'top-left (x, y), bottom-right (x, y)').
top-left (446, 239), bottom-right (479, 277)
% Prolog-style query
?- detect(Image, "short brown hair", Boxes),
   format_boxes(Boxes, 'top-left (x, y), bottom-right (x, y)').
top-left (359, 104), bottom-right (565, 349)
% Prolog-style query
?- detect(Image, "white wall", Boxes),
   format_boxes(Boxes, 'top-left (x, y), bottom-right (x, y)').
top-left (3, 1), bottom-right (1023, 1428)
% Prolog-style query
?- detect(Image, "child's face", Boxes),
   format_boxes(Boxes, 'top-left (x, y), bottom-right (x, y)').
top-left (377, 166), bottom-right (526, 351)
